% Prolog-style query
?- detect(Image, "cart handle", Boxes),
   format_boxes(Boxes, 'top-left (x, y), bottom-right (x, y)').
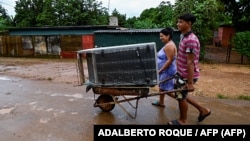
top-left (159, 74), bottom-right (178, 84)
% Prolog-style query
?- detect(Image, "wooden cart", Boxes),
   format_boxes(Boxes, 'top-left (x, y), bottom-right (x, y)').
top-left (75, 43), bottom-right (186, 118)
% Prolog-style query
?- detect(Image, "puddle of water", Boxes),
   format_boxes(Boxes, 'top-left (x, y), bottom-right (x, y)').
top-left (0, 107), bottom-right (15, 115)
top-left (70, 94), bottom-right (83, 99)
top-left (40, 117), bottom-right (50, 123)
top-left (50, 93), bottom-right (83, 99)
top-left (0, 76), bottom-right (11, 81)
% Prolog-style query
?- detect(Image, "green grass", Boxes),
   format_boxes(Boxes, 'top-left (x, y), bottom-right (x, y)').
top-left (47, 77), bottom-right (53, 81)
top-left (217, 93), bottom-right (250, 101)
top-left (237, 95), bottom-right (250, 101)
top-left (216, 93), bottom-right (229, 99)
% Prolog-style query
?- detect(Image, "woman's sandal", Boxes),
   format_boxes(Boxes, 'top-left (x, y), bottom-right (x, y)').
top-left (151, 101), bottom-right (165, 107)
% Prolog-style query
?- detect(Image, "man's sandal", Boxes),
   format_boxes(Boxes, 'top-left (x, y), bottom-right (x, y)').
top-left (198, 110), bottom-right (211, 122)
top-left (168, 120), bottom-right (182, 125)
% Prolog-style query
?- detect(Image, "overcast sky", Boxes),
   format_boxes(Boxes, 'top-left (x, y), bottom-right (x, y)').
top-left (100, 0), bottom-right (175, 17)
top-left (1, 0), bottom-right (175, 18)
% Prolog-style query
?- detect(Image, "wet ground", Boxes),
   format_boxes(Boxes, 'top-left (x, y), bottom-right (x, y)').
top-left (1, 75), bottom-right (250, 141)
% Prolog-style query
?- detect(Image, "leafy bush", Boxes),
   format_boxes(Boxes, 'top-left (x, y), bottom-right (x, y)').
top-left (231, 31), bottom-right (250, 60)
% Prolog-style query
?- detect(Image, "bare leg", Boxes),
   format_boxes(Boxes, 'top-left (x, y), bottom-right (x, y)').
top-left (167, 92), bottom-right (187, 125)
top-left (168, 98), bottom-right (188, 125)
top-left (186, 94), bottom-right (210, 116)
top-left (167, 92), bottom-right (210, 124)
top-left (159, 90), bottom-right (165, 105)
top-left (178, 99), bottom-right (188, 124)
top-left (152, 89), bottom-right (165, 107)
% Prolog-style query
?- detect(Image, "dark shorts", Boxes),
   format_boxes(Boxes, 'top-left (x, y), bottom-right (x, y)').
top-left (174, 75), bottom-right (198, 100)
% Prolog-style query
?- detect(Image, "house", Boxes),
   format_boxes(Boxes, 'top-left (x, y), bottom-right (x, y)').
top-left (213, 25), bottom-right (235, 47)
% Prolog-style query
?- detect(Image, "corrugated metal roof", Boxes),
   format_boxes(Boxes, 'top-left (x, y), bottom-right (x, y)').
top-left (94, 28), bottom-right (179, 33)
top-left (8, 25), bottom-right (119, 36)
top-left (94, 28), bottom-right (162, 33)
top-left (8, 26), bottom-right (179, 35)
top-left (8, 25), bottom-right (119, 31)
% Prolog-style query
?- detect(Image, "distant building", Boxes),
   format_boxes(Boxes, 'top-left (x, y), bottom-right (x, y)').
top-left (1, 26), bottom-right (180, 59)
top-left (213, 25), bottom-right (235, 47)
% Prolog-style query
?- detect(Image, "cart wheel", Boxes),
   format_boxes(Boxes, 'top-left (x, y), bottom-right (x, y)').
top-left (96, 95), bottom-right (115, 112)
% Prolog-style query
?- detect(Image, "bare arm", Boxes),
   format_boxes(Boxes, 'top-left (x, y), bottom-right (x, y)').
top-left (187, 53), bottom-right (195, 91)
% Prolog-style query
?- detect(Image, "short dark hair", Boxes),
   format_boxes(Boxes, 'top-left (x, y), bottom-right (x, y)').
top-left (178, 13), bottom-right (196, 25)
top-left (160, 27), bottom-right (173, 40)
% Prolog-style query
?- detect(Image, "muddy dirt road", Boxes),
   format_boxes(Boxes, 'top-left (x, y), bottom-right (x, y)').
top-left (0, 75), bottom-right (250, 141)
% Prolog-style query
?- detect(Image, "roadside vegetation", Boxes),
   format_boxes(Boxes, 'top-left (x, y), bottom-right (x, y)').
top-left (217, 93), bottom-right (250, 101)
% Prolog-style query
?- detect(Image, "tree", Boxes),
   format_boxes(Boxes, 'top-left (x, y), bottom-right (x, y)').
top-left (151, 1), bottom-right (174, 27)
top-left (173, 0), bottom-right (219, 60)
top-left (14, 0), bottom-right (43, 27)
top-left (232, 31), bottom-right (250, 61)
top-left (0, 5), bottom-right (13, 30)
top-left (132, 18), bottom-right (158, 29)
top-left (126, 1), bottom-right (174, 29)
top-left (125, 16), bottom-right (137, 28)
top-left (36, 0), bottom-right (58, 26)
top-left (219, 0), bottom-right (250, 31)
top-left (14, 0), bottom-right (109, 27)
